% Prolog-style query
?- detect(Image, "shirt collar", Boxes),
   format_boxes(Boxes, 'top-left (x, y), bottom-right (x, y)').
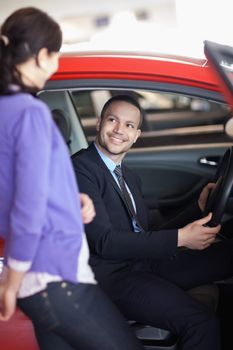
top-left (94, 143), bottom-right (120, 173)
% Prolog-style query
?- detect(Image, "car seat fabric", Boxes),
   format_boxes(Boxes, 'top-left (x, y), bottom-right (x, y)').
top-left (52, 109), bottom-right (71, 147)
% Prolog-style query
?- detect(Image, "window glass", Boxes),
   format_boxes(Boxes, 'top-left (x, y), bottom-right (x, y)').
top-left (71, 89), bottom-right (232, 149)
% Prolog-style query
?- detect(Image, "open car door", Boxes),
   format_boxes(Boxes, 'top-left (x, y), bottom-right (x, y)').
top-left (204, 40), bottom-right (233, 109)
top-left (203, 41), bottom-right (233, 226)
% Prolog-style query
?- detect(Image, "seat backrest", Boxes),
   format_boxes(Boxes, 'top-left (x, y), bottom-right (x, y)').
top-left (39, 90), bottom-right (88, 155)
top-left (52, 109), bottom-right (71, 147)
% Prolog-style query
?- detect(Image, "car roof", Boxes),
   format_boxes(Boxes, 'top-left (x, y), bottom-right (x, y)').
top-left (52, 50), bottom-right (220, 93)
top-left (61, 49), bottom-right (206, 64)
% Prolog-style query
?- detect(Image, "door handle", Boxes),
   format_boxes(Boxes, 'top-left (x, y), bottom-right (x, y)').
top-left (199, 157), bottom-right (218, 167)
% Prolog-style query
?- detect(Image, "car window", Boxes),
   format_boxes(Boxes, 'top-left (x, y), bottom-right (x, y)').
top-left (71, 89), bottom-right (232, 149)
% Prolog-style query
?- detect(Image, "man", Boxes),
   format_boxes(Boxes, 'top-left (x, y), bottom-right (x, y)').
top-left (72, 95), bottom-right (233, 350)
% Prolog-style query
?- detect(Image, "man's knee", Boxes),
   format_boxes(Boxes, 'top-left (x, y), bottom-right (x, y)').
top-left (184, 310), bottom-right (220, 342)
top-left (179, 312), bottom-right (221, 349)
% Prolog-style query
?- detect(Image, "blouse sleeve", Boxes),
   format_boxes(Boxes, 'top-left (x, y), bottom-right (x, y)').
top-left (7, 103), bottom-right (52, 267)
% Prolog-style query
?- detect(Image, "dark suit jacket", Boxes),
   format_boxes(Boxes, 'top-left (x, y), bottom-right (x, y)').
top-left (72, 143), bottom-right (200, 296)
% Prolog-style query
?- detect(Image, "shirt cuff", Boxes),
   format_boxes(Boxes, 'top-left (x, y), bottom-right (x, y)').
top-left (7, 257), bottom-right (32, 272)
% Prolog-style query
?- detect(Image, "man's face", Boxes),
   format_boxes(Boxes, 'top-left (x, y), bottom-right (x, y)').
top-left (96, 100), bottom-right (141, 161)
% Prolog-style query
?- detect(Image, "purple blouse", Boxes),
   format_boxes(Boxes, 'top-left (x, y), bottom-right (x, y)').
top-left (0, 92), bottom-right (88, 283)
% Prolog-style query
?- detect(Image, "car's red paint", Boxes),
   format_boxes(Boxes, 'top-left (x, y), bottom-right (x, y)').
top-left (0, 238), bottom-right (38, 349)
top-left (0, 309), bottom-right (39, 350)
top-left (0, 239), bottom-right (4, 256)
top-left (52, 53), bottom-right (221, 92)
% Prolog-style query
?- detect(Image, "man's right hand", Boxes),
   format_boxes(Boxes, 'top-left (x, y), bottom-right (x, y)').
top-left (178, 213), bottom-right (221, 250)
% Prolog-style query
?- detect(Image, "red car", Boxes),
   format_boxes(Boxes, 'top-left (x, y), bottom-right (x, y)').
top-left (1, 41), bottom-right (233, 349)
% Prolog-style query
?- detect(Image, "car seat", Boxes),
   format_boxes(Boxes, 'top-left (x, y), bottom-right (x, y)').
top-left (52, 108), bottom-right (71, 148)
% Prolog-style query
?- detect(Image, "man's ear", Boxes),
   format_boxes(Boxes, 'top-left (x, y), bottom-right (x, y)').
top-left (134, 129), bottom-right (141, 143)
top-left (96, 117), bottom-right (101, 131)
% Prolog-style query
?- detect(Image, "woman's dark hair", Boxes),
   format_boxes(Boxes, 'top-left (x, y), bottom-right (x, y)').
top-left (0, 7), bottom-right (62, 94)
top-left (100, 94), bottom-right (144, 128)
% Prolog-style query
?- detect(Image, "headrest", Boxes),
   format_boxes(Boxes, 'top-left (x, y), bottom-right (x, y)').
top-left (52, 109), bottom-right (71, 145)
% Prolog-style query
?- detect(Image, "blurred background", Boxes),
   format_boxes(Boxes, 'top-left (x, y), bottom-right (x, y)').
top-left (1, 0), bottom-right (232, 57)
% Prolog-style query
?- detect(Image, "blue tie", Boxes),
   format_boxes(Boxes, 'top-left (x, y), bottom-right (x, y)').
top-left (114, 165), bottom-right (144, 231)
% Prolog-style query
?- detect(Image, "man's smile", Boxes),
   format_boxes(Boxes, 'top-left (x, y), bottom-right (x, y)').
top-left (108, 134), bottom-right (127, 144)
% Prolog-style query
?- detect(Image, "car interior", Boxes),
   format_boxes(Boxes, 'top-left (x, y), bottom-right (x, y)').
top-left (39, 87), bottom-right (233, 227)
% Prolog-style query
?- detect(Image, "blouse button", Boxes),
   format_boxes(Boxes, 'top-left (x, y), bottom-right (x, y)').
top-left (61, 282), bottom-right (67, 288)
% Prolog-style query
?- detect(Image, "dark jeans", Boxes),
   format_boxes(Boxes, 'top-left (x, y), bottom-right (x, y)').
top-left (18, 282), bottom-right (142, 350)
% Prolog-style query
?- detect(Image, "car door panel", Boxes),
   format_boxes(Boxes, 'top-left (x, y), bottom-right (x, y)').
top-left (124, 145), bottom-right (228, 218)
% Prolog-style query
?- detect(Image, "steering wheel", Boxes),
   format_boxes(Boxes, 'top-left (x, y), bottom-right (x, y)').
top-left (203, 146), bottom-right (233, 227)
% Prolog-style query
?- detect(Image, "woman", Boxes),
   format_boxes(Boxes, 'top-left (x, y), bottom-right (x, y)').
top-left (0, 7), bottom-right (142, 350)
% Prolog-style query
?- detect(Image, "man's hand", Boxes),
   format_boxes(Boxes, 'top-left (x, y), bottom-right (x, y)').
top-left (80, 193), bottom-right (96, 224)
top-left (178, 212), bottom-right (220, 250)
top-left (198, 182), bottom-right (216, 212)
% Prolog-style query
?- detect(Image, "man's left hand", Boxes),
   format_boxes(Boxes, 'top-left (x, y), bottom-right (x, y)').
top-left (80, 193), bottom-right (96, 224)
top-left (198, 182), bottom-right (216, 212)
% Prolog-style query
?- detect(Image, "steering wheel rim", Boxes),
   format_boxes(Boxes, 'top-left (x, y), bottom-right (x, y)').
top-left (203, 146), bottom-right (233, 226)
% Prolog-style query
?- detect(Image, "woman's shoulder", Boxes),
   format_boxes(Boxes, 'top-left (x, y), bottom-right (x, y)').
top-left (8, 93), bottom-right (52, 123)
top-left (1, 93), bottom-right (52, 132)
top-left (16, 93), bottom-right (49, 112)
top-left (2, 92), bottom-right (48, 111)
top-left (0, 93), bottom-right (49, 123)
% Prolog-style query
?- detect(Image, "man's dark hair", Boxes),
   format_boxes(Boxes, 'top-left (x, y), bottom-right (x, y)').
top-left (100, 94), bottom-right (144, 128)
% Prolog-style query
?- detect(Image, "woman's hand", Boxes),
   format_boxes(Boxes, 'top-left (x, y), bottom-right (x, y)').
top-left (80, 193), bottom-right (96, 224)
top-left (0, 284), bottom-right (17, 321)
top-left (0, 267), bottom-right (24, 322)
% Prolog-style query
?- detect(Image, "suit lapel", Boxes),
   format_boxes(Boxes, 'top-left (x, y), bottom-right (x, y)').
top-left (88, 143), bottom-right (126, 201)
top-left (87, 143), bottom-right (147, 229)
